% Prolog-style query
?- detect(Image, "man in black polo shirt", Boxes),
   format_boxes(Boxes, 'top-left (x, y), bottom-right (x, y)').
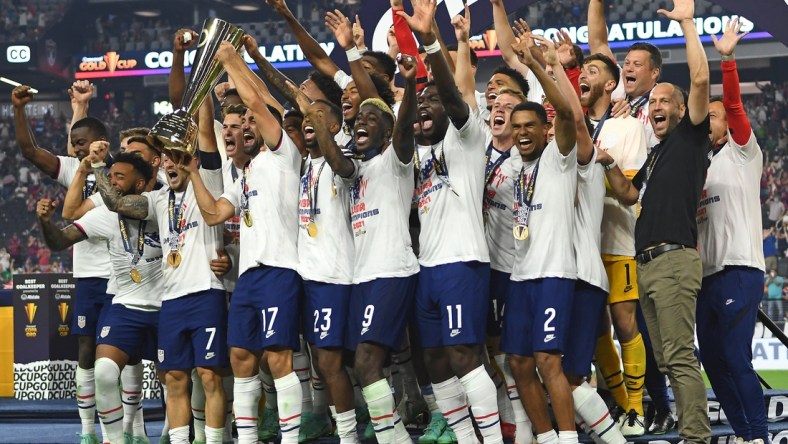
top-left (595, 1), bottom-right (712, 443)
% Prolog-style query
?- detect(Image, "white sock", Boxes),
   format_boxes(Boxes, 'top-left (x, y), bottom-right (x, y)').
top-left (573, 382), bottom-right (625, 444)
top-left (169, 425), bottom-right (190, 444)
top-left (461, 365), bottom-right (503, 444)
top-left (362, 378), bottom-right (406, 443)
top-left (275, 372), bottom-right (303, 444)
top-left (259, 369), bottom-right (278, 410)
top-left (191, 369), bottom-right (206, 442)
top-left (94, 358), bottom-right (124, 443)
top-left (120, 363), bottom-right (144, 437)
top-left (576, 413), bottom-right (604, 444)
top-left (76, 366), bottom-right (97, 435)
top-left (497, 354), bottom-right (533, 444)
top-left (432, 377), bottom-right (475, 443)
top-left (294, 350), bottom-right (313, 412)
top-left (335, 408), bottom-right (360, 443)
top-left (422, 385), bottom-right (440, 413)
top-left (205, 425), bottom-right (224, 444)
top-left (234, 376), bottom-right (262, 444)
top-left (559, 430), bottom-right (579, 444)
top-left (537, 430), bottom-right (559, 444)
top-left (161, 384), bottom-right (169, 435)
top-left (222, 375), bottom-right (234, 442)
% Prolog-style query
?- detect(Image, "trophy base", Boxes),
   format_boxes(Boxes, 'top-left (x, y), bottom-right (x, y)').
top-left (150, 109), bottom-right (198, 158)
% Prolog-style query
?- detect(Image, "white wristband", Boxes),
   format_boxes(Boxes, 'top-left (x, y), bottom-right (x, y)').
top-left (91, 161), bottom-right (106, 169)
top-left (346, 47), bottom-right (362, 62)
top-left (603, 159), bottom-right (618, 171)
top-left (423, 40), bottom-right (441, 54)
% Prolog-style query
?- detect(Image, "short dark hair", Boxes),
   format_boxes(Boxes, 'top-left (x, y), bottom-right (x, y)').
top-left (119, 127), bottom-right (150, 141)
top-left (225, 88), bottom-right (240, 99)
top-left (221, 103), bottom-right (247, 120)
top-left (71, 117), bottom-right (108, 139)
top-left (126, 136), bottom-right (162, 155)
top-left (283, 109), bottom-right (304, 121)
top-left (445, 43), bottom-right (479, 67)
top-left (628, 42), bottom-right (662, 71)
top-left (313, 99), bottom-right (343, 125)
top-left (709, 95), bottom-right (723, 104)
top-left (572, 44), bottom-right (584, 68)
top-left (114, 152), bottom-right (154, 184)
top-left (308, 71), bottom-right (344, 108)
top-left (584, 53), bottom-right (621, 89)
top-left (492, 65), bottom-right (530, 98)
top-left (362, 51), bottom-right (397, 81)
top-left (511, 101), bottom-right (548, 125)
top-left (370, 72), bottom-right (396, 109)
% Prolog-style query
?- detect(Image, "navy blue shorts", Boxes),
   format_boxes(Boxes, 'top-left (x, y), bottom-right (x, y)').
top-left (96, 304), bottom-right (159, 362)
top-left (487, 269), bottom-right (510, 336)
top-left (73, 277), bottom-right (113, 336)
top-left (157, 289), bottom-right (228, 370)
top-left (500, 277), bottom-right (575, 356)
top-left (415, 262), bottom-right (490, 348)
top-left (303, 280), bottom-right (352, 349)
top-left (346, 275), bottom-right (416, 351)
top-left (562, 280), bottom-right (607, 376)
top-left (228, 266), bottom-right (302, 352)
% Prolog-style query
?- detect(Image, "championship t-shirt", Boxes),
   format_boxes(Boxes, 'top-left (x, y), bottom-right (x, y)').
top-left (56, 156), bottom-right (112, 279)
top-left (574, 151), bottom-right (609, 291)
top-left (221, 161), bottom-right (243, 292)
top-left (414, 107), bottom-right (490, 266)
top-left (511, 140), bottom-right (578, 281)
top-left (75, 206), bottom-right (163, 310)
top-left (221, 130), bottom-right (301, 277)
top-left (484, 147), bottom-right (520, 273)
top-left (697, 130), bottom-right (765, 276)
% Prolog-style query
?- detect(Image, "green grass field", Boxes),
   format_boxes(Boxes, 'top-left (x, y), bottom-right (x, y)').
top-left (703, 370), bottom-right (788, 390)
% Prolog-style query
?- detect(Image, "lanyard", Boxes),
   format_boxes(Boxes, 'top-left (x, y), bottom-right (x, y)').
top-left (591, 105), bottom-right (613, 144)
top-left (514, 158), bottom-right (541, 227)
top-left (638, 144), bottom-right (663, 204)
top-left (352, 146), bottom-right (381, 161)
top-left (414, 142), bottom-right (459, 196)
top-left (303, 160), bottom-right (329, 222)
top-left (484, 143), bottom-right (511, 187)
top-left (167, 187), bottom-right (187, 250)
top-left (230, 164), bottom-right (239, 182)
top-left (240, 161), bottom-right (251, 212)
top-left (628, 90), bottom-right (652, 118)
top-left (118, 216), bottom-right (146, 268)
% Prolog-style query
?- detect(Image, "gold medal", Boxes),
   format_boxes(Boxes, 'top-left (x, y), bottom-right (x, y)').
top-left (513, 224), bottom-right (529, 241)
top-left (243, 210), bottom-right (253, 227)
top-left (167, 251), bottom-right (182, 268)
top-left (307, 221), bottom-right (318, 238)
top-left (129, 268), bottom-right (142, 284)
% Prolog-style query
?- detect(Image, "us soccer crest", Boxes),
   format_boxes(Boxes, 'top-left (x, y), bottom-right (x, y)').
top-left (158, 349), bottom-right (165, 363)
top-left (100, 326), bottom-right (111, 338)
top-left (77, 315), bottom-right (86, 328)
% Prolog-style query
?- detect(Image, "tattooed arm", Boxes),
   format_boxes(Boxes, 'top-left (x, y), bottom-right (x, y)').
top-left (93, 166), bottom-right (150, 219)
top-left (37, 199), bottom-right (87, 251)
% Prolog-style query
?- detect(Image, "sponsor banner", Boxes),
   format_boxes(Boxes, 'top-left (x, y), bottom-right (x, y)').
top-left (13, 360), bottom-right (161, 400)
top-left (74, 41), bottom-right (335, 79)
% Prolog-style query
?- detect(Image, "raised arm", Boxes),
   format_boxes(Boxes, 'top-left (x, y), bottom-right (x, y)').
top-left (266, 0), bottom-right (340, 77)
top-left (326, 10), bottom-right (381, 101)
top-left (394, 55), bottom-right (419, 163)
top-left (240, 36), bottom-right (286, 117)
top-left (197, 92), bottom-right (219, 154)
top-left (596, 149), bottom-right (639, 205)
top-left (399, 0), bottom-right (468, 127)
top-left (217, 42), bottom-right (283, 150)
top-left (37, 199), bottom-right (86, 251)
top-left (512, 35), bottom-right (575, 155)
top-left (491, 0), bottom-right (530, 73)
top-left (659, 0), bottom-right (708, 125)
top-left (169, 28), bottom-right (198, 109)
top-left (12, 86), bottom-right (59, 178)
top-left (391, 0), bottom-right (429, 82)
top-left (67, 80), bottom-right (93, 157)
top-left (244, 36), bottom-right (302, 107)
top-left (452, 4), bottom-right (478, 110)
top-left (588, 0), bottom-right (616, 61)
top-left (712, 18), bottom-right (751, 145)
top-left (61, 156), bottom-right (96, 220)
top-left (181, 157), bottom-right (235, 226)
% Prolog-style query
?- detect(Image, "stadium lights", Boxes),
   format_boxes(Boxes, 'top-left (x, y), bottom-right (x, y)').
top-left (233, 3), bottom-right (259, 11)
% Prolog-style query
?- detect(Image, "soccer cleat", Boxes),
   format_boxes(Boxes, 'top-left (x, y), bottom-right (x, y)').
top-left (419, 412), bottom-right (447, 444)
top-left (620, 410), bottom-right (645, 437)
top-left (131, 436), bottom-right (150, 444)
top-left (437, 425), bottom-right (458, 444)
top-left (752, 439), bottom-right (766, 444)
top-left (398, 396), bottom-right (429, 426)
top-left (364, 422), bottom-right (376, 440)
top-left (734, 437), bottom-right (746, 444)
top-left (648, 410), bottom-right (675, 435)
top-left (79, 433), bottom-right (100, 444)
top-left (501, 421), bottom-right (516, 440)
top-left (258, 407), bottom-right (280, 441)
top-left (298, 411), bottom-right (332, 442)
top-left (611, 405), bottom-right (626, 427)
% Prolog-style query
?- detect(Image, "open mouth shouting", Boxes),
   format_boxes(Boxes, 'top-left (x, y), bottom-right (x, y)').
top-left (341, 100), bottom-right (354, 119)
top-left (355, 128), bottom-right (369, 146)
top-left (303, 125), bottom-right (316, 144)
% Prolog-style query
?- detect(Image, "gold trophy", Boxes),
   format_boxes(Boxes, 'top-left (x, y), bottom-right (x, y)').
top-left (150, 18), bottom-right (244, 158)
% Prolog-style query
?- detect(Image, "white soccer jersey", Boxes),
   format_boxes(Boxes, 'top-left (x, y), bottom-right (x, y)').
top-left (697, 131), bottom-right (765, 277)
top-left (221, 130), bottom-right (301, 277)
top-left (144, 167), bottom-right (225, 301)
top-left (346, 145), bottom-right (419, 283)
top-left (484, 147), bottom-right (520, 273)
top-left (511, 141), bottom-right (578, 281)
top-left (75, 206), bottom-right (163, 310)
top-left (414, 108), bottom-right (490, 266)
top-left (221, 161), bottom-right (243, 292)
top-left (57, 156), bottom-right (112, 280)
top-left (297, 156), bottom-right (354, 284)
top-left (574, 152), bottom-right (609, 291)
top-left (525, 70), bottom-right (546, 105)
top-left (594, 116), bottom-right (648, 257)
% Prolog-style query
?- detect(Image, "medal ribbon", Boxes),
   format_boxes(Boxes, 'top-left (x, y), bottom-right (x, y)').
top-left (484, 143), bottom-right (511, 187)
top-left (592, 105), bottom-right (613, 145)
top-left (239, 161), bottom-right (251, 213)
top-left (167, 186), bottom-right (187, 251)
top-left (513, 159), bottom-right (541, 227)
top-left (628, 89), bottom-right (653, 118)
top-left (118, 215), bottom-right (146, 269)
top-left (303, 160), bottom-right (328, 223)
top-left (638, 144), bottom-right (663, 203)
top-left (414, 142), bottom-right (459, 196)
